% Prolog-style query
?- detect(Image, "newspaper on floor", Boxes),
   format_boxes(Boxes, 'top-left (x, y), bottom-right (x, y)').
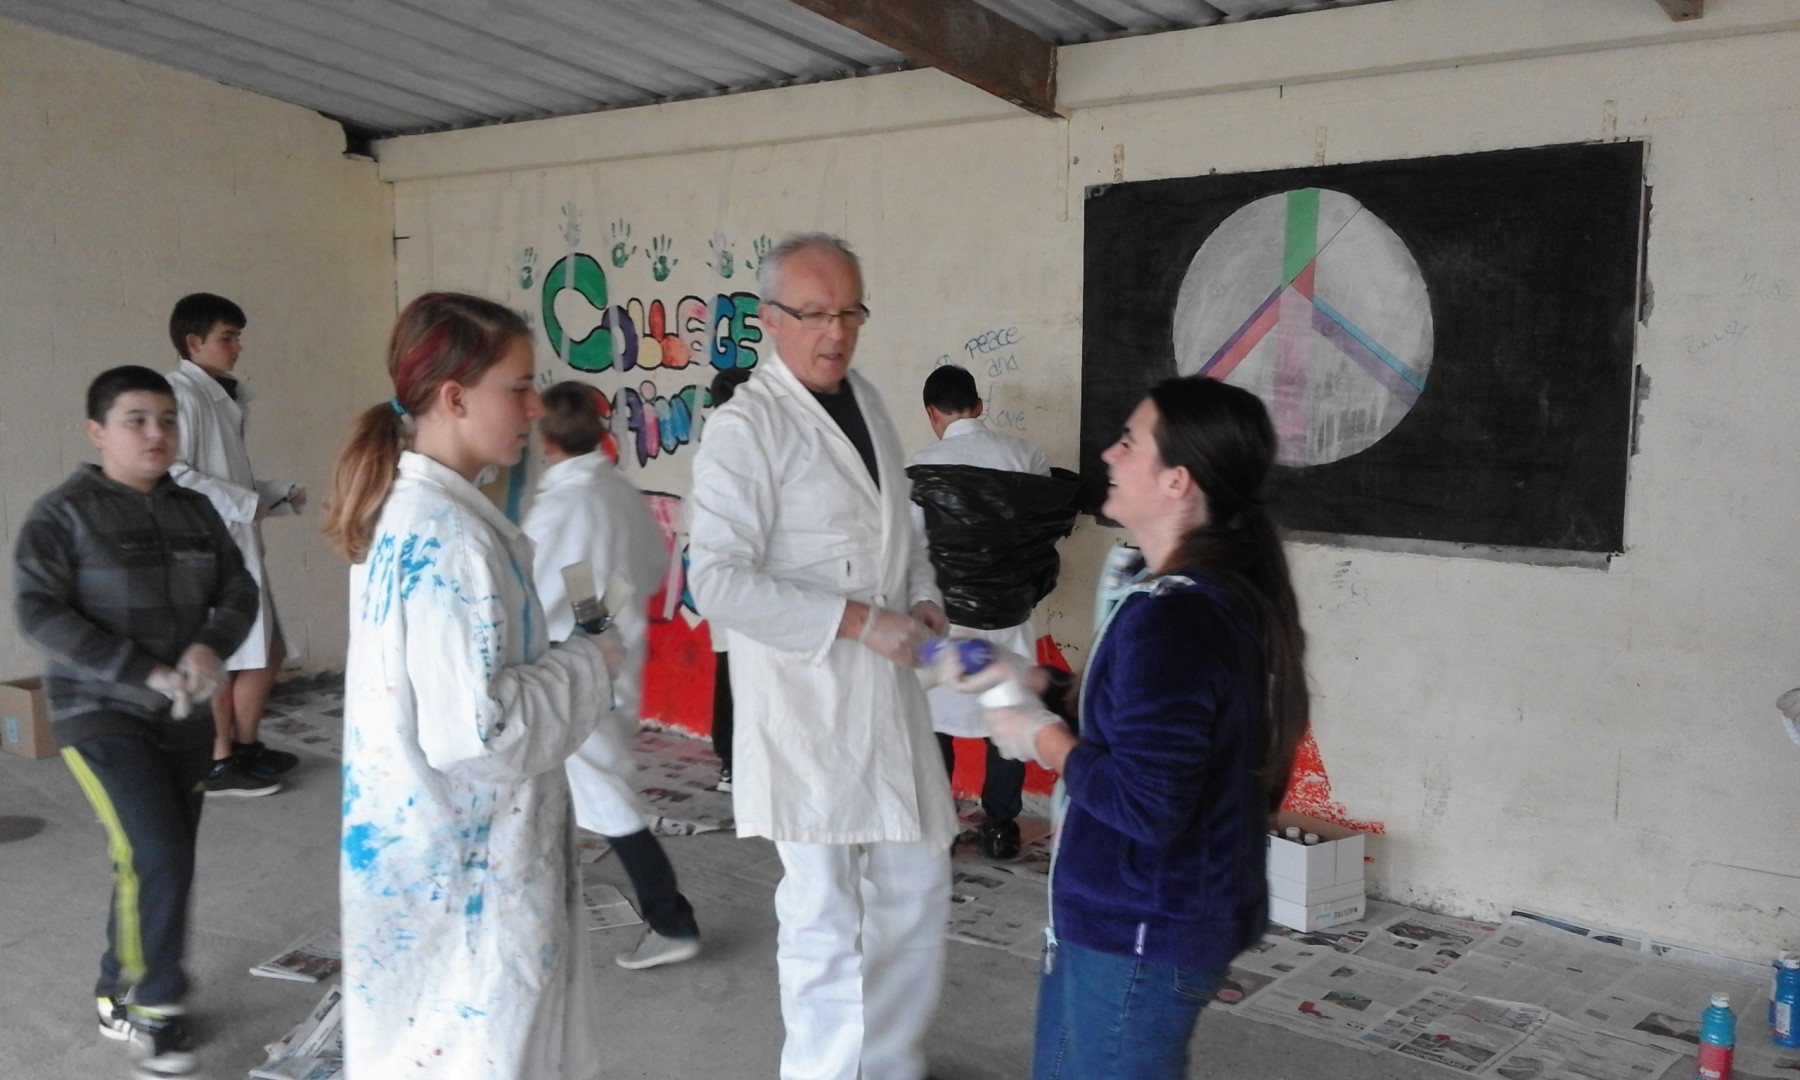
top-left (1351, 910), bottom-right (1501, 976)
top-left (631, 732), bottom-right (733, 834)
top-left (1439, 919), bottom-right (1645, 1020)
top-left (582, 882), bottom-right (643, 931)
top-left (248, 930), bottom-right (342, 983)
top-left (250, 985), bottom-right (344, 1080)
top-left (1359, 985), bottom-right (1546, 1072)
top-left (1214, 923), bottom-right (1380, 1011)
top-left (1241, 953), bottom-right (1465, 1046)
top-left (1481, 1013), bottom-right (1683, 1080)
top-left (944, 866), bottom-right (1049, 961)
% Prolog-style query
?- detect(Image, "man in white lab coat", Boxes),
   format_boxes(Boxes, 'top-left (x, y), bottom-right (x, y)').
top-left (523, 382), bottom-right (701, 970)
top-left (688, 234), bottom-right (957, 1080)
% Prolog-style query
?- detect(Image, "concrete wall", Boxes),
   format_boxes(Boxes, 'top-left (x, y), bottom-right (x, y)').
top-left (374, 0), bottom-right (1800, 955)
top-left (0, 18), bottom-right (395, 676)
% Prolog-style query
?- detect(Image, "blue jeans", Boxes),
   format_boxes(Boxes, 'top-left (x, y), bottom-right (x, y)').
top-left (1031, 938), bottom-right (1227, 1080)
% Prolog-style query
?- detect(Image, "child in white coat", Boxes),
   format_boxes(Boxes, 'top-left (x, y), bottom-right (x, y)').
top-left (323, 293), bottom-right (616, 1080)
top-left (164, 293), bottom-right (305, 796)
top-left (522, 382), bottom-right (702, 969)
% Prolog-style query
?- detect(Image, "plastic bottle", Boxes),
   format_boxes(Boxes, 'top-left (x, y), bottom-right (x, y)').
top-left (1774, 956), bottom-right (1800, 1048)
top-left (1303, 832), bottom-right (1322, 846)
top-left (917, 638), bottom-right (994, 677)
top-left (1696, 992), bottom-right (1734, 1080)
top-left (1283, 826), bottom-right (1303, 842)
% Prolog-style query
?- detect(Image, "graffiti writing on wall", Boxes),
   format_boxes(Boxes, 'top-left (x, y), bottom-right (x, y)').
top-left (537, 250), bottom-right (765, 466)
top-left (934, 324), bottom-right (1030, 432)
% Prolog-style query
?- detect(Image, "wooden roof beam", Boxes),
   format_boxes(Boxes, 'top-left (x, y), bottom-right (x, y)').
top-left (783, 0), bottom-right (1058, 117)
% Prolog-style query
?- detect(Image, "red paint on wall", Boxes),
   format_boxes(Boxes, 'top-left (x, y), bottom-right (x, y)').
top-left (1282, 730), bottom-right (1384, 834)
top-left (639, 608), bottom-right (715, 737)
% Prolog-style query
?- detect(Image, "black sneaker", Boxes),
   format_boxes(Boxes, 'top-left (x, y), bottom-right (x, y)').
top-left (979, 819), bottom-right (1022, 860)
top-left (232, 739), bottom-right (299, 778)
top-left (714, 768), bottom-right (733, 794)
top-left (125, 1005), bottom-right (195, 1078)
top-left (203, 760), bottom-right (280, 798)
top-left (97, 994), bottom-right (131, 1040)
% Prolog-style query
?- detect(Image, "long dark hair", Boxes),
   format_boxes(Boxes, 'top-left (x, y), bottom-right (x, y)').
top-left (1147, 376), bottom-right (1308, 810)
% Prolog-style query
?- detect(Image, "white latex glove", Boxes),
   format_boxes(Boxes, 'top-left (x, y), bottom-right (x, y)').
top-left (287, 485), bottom-right (308, 514)
top-left (175, 644), bottom-right (223, 702)
top-left (983, 703), bottom-right (1067, 766)
top-left (859, 606), bottom-right (931, 667)
top-left (147, 666), bottom-right (193, 720)
top-left (911, 600), bottom-right (948, 637)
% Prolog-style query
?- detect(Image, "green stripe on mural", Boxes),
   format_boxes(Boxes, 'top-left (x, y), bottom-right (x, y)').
top-left (1283, 188), bottom-right (1320, 283)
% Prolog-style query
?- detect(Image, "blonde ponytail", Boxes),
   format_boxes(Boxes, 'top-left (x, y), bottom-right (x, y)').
top-left (323, 403), bottom-right (407, 563)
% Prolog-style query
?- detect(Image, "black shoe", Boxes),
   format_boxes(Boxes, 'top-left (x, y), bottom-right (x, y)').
top-left (125, 1005), bottom-right (196, 1077)
top-left (979, 818), bottom-right (1021, 860)
top-left (233, 740), bottom-right (299, 778)
top-left (204, 760), bottom-right (280, 798)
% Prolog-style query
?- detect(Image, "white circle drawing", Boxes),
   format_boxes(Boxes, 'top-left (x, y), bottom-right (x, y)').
top-left (1173, 188), bottom-right (1433, 467)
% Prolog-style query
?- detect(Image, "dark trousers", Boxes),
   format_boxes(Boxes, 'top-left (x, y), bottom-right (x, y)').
top-left (609, 828), bottom-right (699, 939)
top-left (61, 719), bottom-right (212, 1007)
top-left (711, 650), bottom-right (733, 774)
top-left (936, 732), bottom-right (1025, 825)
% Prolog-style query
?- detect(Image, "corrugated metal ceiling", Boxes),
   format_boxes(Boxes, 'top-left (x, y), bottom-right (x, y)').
top-left (0, 0), bottom-right (1388, 142)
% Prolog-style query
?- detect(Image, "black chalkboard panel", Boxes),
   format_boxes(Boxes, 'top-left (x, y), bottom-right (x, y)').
top-left (1080, 142), bottom-right (1643, 553)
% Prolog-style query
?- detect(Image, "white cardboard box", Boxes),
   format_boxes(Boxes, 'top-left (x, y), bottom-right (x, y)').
top-left (1268, 891), bottom-right (1368, 932)
top-left (1266, 811), bottom-right (1367, 928)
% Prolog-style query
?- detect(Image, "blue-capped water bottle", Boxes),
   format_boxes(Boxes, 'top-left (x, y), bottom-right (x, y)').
top-left (1774, 956), bottom-right (1800, 1048)
top-left (1696, 992), bottom-right (1735, 1080)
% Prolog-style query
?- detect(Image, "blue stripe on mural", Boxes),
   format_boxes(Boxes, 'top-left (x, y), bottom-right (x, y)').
top-left (1311, 297), bottom-right (1426, 400)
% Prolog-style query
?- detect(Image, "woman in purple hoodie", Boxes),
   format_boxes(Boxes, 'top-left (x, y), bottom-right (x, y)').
top-left (969, 376), bottom-right (1310, 1079)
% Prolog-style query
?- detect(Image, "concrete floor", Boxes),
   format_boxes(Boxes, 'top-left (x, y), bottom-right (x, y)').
top-left (0, 735), bottom-right (1449, 1080)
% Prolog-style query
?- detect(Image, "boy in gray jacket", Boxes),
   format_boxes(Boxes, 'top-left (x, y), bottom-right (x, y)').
top-left (13, 365), bottom-right (258, 1080)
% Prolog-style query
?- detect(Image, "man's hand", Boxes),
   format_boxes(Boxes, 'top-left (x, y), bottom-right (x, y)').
top-left (858, 606), bottom-right (931, 667)
top-left (910, 600), bottom-right (948, 637)
top-left (287, 485), bottom-right (309, 514)
top-left (176, 644), bottom-right (223, 702)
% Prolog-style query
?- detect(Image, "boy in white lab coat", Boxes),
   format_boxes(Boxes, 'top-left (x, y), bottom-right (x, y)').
top-left (522, 381), bottom-right (702, 969)
top-left (164, 293), bottom-right (304, 797)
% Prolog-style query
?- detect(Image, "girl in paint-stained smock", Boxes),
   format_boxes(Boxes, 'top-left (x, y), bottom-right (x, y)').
top-left (951, 376), bottom-right (1311, 1080)
top-left (324, 293), bottom-right (617, 1080)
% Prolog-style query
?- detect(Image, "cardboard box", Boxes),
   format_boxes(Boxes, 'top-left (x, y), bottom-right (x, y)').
top-left (1268, 891), bottom-right (1368, 932)
top-left (0, 678), bottom-right (55, 759)
top-left (1266, 811), bottom-right (1367, 930)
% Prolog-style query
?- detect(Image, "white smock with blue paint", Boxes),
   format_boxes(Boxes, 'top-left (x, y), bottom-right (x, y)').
top-left (341, 451), bottom-right (610, 1079)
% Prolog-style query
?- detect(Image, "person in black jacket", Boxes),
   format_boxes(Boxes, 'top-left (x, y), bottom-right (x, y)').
top-left (14, 365), bottom-right (258, 1080)
top-left (907, 365), bottom-right (1078, 858)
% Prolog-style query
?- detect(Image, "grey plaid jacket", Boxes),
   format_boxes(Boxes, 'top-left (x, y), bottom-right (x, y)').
top-left (13, 465), bottom-right (259, 742)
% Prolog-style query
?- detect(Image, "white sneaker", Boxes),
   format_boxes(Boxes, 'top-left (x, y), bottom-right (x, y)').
top-left (97, 995), bottom-right (131, 1040)
top-left (616, 930), bottom-right (701, 970)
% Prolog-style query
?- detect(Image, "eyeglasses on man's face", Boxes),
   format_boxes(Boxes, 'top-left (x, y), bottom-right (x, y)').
top-left (769, 300), bottom-right (872, 330)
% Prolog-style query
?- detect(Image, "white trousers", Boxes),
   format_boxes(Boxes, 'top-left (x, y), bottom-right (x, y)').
top-left (773, 839), bottom-right (950, 1080)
